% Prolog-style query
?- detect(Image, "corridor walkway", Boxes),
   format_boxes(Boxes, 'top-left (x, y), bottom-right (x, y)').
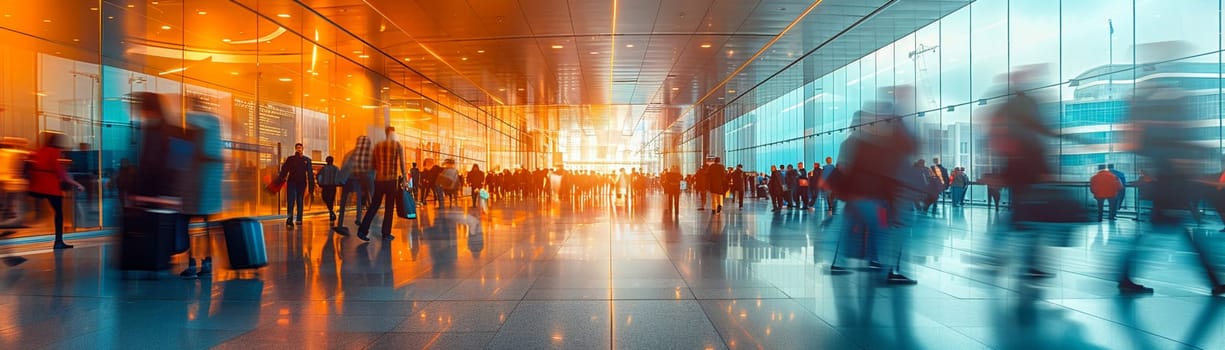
top-left (0, 194), bottom-right (1222, 349)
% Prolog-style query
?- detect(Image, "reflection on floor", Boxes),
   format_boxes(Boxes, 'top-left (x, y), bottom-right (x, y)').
top-left (1, 193), bottom-right (1224, 349)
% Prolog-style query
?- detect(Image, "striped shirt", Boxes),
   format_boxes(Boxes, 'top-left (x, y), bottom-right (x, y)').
top-left (351, 136), bottom-right (373, 173)
top-left (372, 140), bottom-right (405, 182)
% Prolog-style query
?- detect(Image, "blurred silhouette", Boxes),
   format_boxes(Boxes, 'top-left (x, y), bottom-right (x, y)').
top-left (356, 127), bottom-right (408, 241)
top-left (1116, 41), bottom-right (1225, 295)
top-left (828, 87), bottom-right (919, 285)
top-left (30, 132), bottom-right (85, 249)
top-left (333, 135), bottom-right (373, 236)
top-left (1090, 164), bottom-right (1122, 221)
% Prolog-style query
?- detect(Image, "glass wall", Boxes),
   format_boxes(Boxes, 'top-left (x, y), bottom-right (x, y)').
top-left (0, 1), bottom-right (525, 237)
top-left (707, 0), bottom-right (1224, 207)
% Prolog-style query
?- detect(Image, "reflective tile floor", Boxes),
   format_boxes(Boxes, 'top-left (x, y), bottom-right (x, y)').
top-left (2, 194), bottom-right (1225, 349)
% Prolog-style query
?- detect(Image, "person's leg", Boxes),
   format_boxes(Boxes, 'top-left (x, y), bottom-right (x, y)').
top-left (379, 181), bottom-right (396, 238)
top-left (434, 185), bottom-right (444, 208)
top-left (285, 186), bottom-right (299, 224)
top-left (322, 185), bottom-right (337, 218)
top-left (294, 187), bottom-right (305, 223)
top-left (1102, 198), bottom-right (1112, 220)
top-left (336, 183), bottom-right (352, 228)
top-left (356, 175), bottom-right (372, 224)
top-left (1110, 195), bottom-right (1121, 220)
top-left (357, 183), bottom-right (388, 241)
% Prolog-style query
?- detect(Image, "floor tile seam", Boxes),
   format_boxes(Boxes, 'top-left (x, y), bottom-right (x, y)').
top-left (1040, 299), bottom-right (1200, 348)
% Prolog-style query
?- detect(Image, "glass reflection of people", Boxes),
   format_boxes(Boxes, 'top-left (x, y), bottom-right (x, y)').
top-left (356, 127), bottom-right (406, 242)
top-left (277, 143), bottom-right (314, 227)
top-left (28, 132), bottom-right (85, 249)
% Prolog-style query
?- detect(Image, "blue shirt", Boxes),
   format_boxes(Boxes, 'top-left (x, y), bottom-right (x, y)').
top-left (1109, 169), bottom-right (1126, 186)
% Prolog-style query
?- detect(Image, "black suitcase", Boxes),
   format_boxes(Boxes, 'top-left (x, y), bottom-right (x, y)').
top-left (222, 218), bottom-right (268, 269)
top-left (119, 208), bottom-right (180, 271)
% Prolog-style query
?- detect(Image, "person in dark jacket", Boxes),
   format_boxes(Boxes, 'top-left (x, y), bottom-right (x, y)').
top-left (410, 162), bottom-right (422, 203)
top-left (731, 165), bottom-right (746, 209)
top-left (693, 163), bottom-right (708, 211)
top-left (784, 164), bottom-right (799, 208)
top-left (317, 156), bottom-right (341, 222)
top-left (278, 143), bottom-right (314, 227)
top-left (663, 166), bottom-right (682, 215)
top-left (768, 165), bottom-right (784, 212)
top-left (705, 158), bottom-right (728, 214)
top-left (467, 164), bottom-right (486, 208)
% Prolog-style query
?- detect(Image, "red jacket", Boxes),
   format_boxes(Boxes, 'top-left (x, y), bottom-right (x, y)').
top-left (28, 146), bottom-right (67, 196)
top-left (1090, 170), bottom-right (1121, 199)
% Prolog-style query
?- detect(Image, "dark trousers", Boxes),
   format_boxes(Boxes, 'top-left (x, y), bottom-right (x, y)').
top-left (285, 184), bottom-right (306, 222)
top-left (358, 180), bottom-right (398, 236)
top-left (321, 185), bottom-right (338, 215)
top-left (732, 189), bottom-right (744, 208)
top-left (666, 192), bottom-right (679, 213)
top-left (797, 186), bottom-right (810, 209)
top-left (770, 190), bottom-right (784, 210)
top-left (987, 189), bottom-right (1001, 209)
top-left (337, 173), bottom-right (372, 226)
top-left (28, 192), bottom-right (64, 240)
top-left (826, 191), bottom-right (837, 212)
top-left (1097, 197), bottom-right (1118, 220)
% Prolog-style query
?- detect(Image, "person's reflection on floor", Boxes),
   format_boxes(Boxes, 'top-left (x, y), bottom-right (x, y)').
top-left (462, 213), bottom-right (485, 259)
top-left (425, 213), bottom-right (457, 278)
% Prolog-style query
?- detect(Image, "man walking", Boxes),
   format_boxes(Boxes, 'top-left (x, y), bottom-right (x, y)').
top-left (277, 143), bottom-right (314, 227)
top-left (731, 164), bottom-right (746, 209)
top-left (356, 127), bottom-right (407, 241)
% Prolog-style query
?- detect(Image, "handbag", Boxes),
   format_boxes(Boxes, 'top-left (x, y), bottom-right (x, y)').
top-left (264, 176), bottom-right (285, 194)
top-left (397, 181), bottom-right (417, 219)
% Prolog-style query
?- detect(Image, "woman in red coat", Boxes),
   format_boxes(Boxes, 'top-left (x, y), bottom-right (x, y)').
top-left (27, 133), bottom-right (84, 249)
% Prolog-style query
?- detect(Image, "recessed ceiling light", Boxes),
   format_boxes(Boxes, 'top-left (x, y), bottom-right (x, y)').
top-left (277, 13), bottom-right (291, 18)
top-left (403, 57), bottom-right (411, 61)
top-left (498, 88), bottom-right (506, 92)
top-left (126, 4), bottom-right (134, 8)
top-left (221, 38), bottom-right (231, 42)
top-left (625, 44), bottom-right (634, 48)
top-left (588, 51), bottom-right (598, 55)
top-left (151, 1), bottom-right (159, 4)
top-left (160, 25), bottom-right (171, 30)
top-left (517, 88), bottom-right (525, 91)
top-left (477, 50), bottom-right (485, 54)
top-left (278, 77), bottom-right (292, 82)
top-left (358, 54), bottom-right (369, 58)
top-left (197, 11), bottom-right (207, 15)
top-left (89, 7), bottom-right (98, 11)
top-left (551, 45), bottom-right (564, 49)
top-left (42, 19), bottom-right (51, 23)
top-left (700, 43), bottom-right (712, 48)
top-left (727, 89), bottom-right (736, 94)
top-left (461, 57), bottom-right (468, 61)
top-left (229, 71), bottom-right (239, 75)
top-left (671, 87), bottom-right (679, 91)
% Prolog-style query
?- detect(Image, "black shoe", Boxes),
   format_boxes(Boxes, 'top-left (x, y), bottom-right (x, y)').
top-left (333, 226), bottom-right (351, 236)
top-left (383, 234), bottom-right (395, 241)
top-left (2, 256), bottom-right (27, 267)
top-left (330, 213), bottom-right (336, 221)
top-left (295, 221), bottom-right (303, 225)
top-left (286, 219), bottom-right (294, 227)
top-left (179, 258), bottom-right (198, 279)
top-left (356, 232), bottom-right (370, 242)
top-left (53, 242), bottom-right (73, 249)
top-left (829, 265), bottom-right (853, 275)
top-left (867, 261), bottom-right (883, 270)
top-left (1118, 280), bottom-right (1154, 295)
top-left (886, 273), bottom-right (917, 285)
top-left (1023, 268), bottom-right (1055, 279)
top-left (198, 257), bottom-right (213, 277)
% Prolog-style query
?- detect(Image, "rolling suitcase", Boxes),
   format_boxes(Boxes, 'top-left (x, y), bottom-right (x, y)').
top-left (119, 208), bottom-right (179, 271)
top-left (222, 218), bottom-right (268, 269)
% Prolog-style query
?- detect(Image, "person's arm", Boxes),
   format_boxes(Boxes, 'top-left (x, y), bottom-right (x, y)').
top-left (306, 158), bottom-right (316, 191)
top-left (56, 159), bottom-right (84, 191)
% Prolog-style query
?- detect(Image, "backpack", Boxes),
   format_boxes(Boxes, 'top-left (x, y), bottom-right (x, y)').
top-left (438, 168), bottom-right (460, 190)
